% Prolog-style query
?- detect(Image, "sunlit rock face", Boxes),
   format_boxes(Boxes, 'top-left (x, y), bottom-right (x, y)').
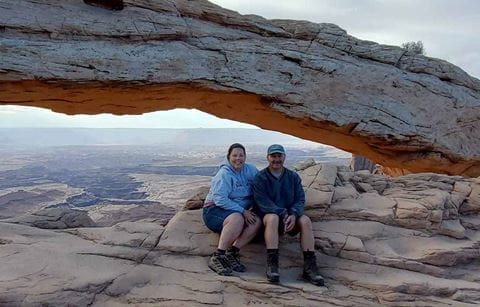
top-left (2, 163), bottom-right (480, 306)
top-left (1, 0), bottom-right (480, 176)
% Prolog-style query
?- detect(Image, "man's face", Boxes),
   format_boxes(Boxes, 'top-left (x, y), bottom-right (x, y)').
top-left (267, 153), bottom-right (285, 171)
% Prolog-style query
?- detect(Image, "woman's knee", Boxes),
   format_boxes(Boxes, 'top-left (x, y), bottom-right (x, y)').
top-left (224, 212), bottom-right (244, 228)
top-left (263, 213), bottom-right (279, 226)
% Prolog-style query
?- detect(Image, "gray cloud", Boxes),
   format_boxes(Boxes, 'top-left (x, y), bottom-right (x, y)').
top-left (212, 0), bottom-right (480, 78)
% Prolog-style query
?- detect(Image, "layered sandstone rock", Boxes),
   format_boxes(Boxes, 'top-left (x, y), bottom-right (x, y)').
top-left (6, 163), bottom-right (480, 305)
top-left (183, 186), bottom-right (210, 211)
top-left (161, 164), bottom-right (480, 305)
top-left (4, 207), bottom-right (96, 229)
top-left (1, 0), bottom-right (480, 176)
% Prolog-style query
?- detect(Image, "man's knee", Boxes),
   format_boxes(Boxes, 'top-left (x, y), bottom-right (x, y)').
top-left (263, 213), bottom-right (279, 226)
top-left (298, 215), bottom-right (312, 230)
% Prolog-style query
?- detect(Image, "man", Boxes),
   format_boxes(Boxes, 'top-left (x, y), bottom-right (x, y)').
top-left (253, 144), bottom-right (324, 286)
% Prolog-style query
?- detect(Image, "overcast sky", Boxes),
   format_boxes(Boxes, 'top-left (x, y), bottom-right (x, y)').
top-left (211, 0), bottom-right (480, 77)
top-left (1, 0), bottom-right (478, 128)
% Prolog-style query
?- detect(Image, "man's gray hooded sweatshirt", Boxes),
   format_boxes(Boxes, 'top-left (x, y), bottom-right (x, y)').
top-left (204, 163), bottom-right (258, 213)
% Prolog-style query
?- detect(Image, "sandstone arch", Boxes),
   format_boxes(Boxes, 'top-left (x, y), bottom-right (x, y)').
top-left (1, 0), bottom-right (479, 176)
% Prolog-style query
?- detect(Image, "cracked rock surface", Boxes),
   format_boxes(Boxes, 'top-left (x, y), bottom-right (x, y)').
top-left (1, 0), bottom-right (480, 176)
top-left (4, 207), bottom-right (96, 229)
top-left (2, 163), bottom-right (480, 306)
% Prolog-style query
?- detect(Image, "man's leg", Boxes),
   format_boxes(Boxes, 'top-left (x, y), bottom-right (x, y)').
top-left (263, 214), bottom-right (280, 283)
top-left (263, 214), bottom-right (279, 248)
top-left (298, 215), bottom-right (315, 251)
top-left (298, 215), bottom-right (324, 286)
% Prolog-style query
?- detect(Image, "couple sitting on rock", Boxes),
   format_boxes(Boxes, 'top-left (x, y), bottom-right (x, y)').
top-left (202, 143), bottom-right (324, 286)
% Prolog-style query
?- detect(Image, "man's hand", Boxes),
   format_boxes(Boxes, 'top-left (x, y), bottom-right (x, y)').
top-left (284, 214), bottom-right (296, 232)
top-left (243, 210), bottom-right (257, 225)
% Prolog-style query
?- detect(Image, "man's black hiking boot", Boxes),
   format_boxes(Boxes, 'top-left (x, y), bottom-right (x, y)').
top-left (225, 247), bottom-right (246, 272)
top-left (208, 252), bottom-right (233, 276)
top-left (266, 249), bottom-right (280, 283)
top-left (303, 251), bottom-right (325, 286)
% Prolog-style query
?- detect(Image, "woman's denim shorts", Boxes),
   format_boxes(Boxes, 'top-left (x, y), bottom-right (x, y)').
top-left (203, 206), bottom-right (240, 233)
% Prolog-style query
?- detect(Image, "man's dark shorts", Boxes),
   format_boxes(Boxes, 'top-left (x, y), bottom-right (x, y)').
top-left (203, 206), bottom-right (239, 233)
top-left (253, 208), bottom-right (300, 236)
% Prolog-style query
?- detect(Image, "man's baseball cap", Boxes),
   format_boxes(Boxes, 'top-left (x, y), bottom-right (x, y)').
top-left (267, 144), bottom-right (285, 155)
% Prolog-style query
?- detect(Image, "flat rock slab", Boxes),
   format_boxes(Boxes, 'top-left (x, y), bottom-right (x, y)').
top-left (0, 222), bottom-right (138, 306)
top-left (156, 209), bottom-right (219, 255)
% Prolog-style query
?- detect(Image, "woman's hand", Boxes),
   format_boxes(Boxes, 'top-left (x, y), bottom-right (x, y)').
top-left (243, 210), bottom-right (257, 225)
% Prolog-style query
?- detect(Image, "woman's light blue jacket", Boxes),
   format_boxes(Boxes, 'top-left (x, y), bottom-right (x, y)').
top-left (204, 163), bottom-right (258, 213)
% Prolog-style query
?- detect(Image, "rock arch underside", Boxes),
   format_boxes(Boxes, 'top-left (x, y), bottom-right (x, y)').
top-left (1, 0), bottom-right (480, 176)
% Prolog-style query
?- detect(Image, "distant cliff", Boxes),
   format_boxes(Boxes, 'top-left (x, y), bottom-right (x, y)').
top-left (0, 128), bottom-right (317, 147)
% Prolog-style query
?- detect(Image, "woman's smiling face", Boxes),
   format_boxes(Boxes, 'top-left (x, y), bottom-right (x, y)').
top-left (229, 147), bottom-right (246, 171)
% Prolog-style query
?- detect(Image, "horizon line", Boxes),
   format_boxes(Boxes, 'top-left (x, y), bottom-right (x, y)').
top-left (0, 126), bottom-right (263, 130)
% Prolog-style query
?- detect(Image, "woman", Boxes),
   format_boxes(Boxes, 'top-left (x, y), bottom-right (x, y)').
top-left (203, 143), bottom-right (262, 276)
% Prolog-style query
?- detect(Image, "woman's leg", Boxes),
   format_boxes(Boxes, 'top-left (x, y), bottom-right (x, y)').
top-left (204, 208), bottom-right (244, 275)
top-left (224, 214), bottom-right (262, 273)
top-left (232, 217), bottom-right (262, 249)
top-left (217, 212), bottom-right (244, 250)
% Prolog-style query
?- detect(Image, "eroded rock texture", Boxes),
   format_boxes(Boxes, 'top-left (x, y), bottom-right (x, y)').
top-left (1, 0), bottom-right (480, 176)
top-left (4, 208), bottom-right (96, 229)
top-left (2, 163), bottom-right (480, 306)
